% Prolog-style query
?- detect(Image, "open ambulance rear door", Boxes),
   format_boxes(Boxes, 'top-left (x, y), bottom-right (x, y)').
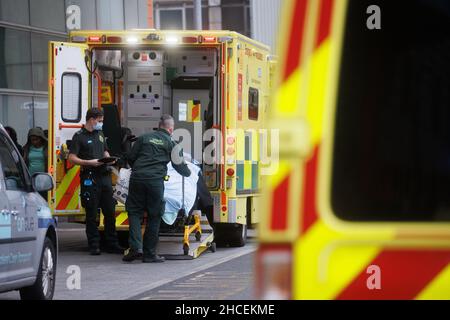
top-left (48, 42), bottom-right (90, 215)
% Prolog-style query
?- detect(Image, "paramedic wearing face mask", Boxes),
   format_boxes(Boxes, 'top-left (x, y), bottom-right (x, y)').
top-left (68, 108), bottom-right (123, 256)
top-left (123, 114), bottom-right (191, 263)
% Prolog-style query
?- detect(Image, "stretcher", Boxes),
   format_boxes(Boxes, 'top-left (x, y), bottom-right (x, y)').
top-left (160, 162), bottom-right (216, 260)
top-left (111, 157), bottom-right (216, 259)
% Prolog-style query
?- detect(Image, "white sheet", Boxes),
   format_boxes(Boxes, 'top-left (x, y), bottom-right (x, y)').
top-left (162, 161), bottom-right (201, 225)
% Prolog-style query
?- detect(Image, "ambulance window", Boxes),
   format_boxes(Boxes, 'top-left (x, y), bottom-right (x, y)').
top-left (248, 88), bottom-right (259, 120)
top-left (245, 133), bottom-right (251, 161)
top-left (61, 73), bottom-right (82, 123)
top-left (331, 0), bottom-right (450, 222)
top-left (178, 102), bottom-right (188, 122)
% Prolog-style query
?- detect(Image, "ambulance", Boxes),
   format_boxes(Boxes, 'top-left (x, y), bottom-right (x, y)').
top-left (257, 0), bottom-right (450, 299)
top-left (47, 29), bottom-right (273, 247)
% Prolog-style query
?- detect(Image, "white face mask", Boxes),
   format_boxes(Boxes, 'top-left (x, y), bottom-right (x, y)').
top-left (94, 122), bottom-right (103, 131)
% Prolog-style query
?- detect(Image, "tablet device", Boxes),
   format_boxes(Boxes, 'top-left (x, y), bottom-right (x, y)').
top-left (98, 157), bottom-right (119, 164)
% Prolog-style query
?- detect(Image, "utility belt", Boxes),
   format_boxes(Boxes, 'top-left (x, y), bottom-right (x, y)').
top-left (80, 170), bottom-right (97, 208)
top-left (80, 167), bottom-right (109, 208)
top-left (80, 166), bottom-right (109, 178)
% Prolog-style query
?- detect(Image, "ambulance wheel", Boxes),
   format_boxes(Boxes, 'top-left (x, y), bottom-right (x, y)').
top-left (214, 223), bottom-right (247, 248)
top-left (195, 231), bottom-right (202, 242)
top-left (228, 224), bottom-right (247, 247)
top-left (209, 242), bottom-right (217, 253)
top-left (183, 243), bottom-right (190, 255)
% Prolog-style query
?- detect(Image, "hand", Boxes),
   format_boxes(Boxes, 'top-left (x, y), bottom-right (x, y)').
top-left (86, 159), bottom-right (102, 167)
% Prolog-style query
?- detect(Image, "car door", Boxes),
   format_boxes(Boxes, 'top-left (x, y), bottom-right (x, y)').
top-left (0, 134), bottom-right (37, 281)
top-left (0, 183), bottom-right (11, 285)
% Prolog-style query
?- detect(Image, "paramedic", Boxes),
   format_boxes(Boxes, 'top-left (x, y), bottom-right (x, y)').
top-left (68, 108), bottom-right (123, 256)
top-left (123, 114), bottom-right (191, 263)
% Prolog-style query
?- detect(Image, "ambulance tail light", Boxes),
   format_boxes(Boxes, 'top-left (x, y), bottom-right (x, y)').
top-left (256, 245), bottom-right (292, 300)
top-left (182, 36), bottom-right (198, 44)
top-left (107, 36), bottom-right (123, 43)
top-left (226, 168), bottom-right (235, 177)
top-left (203, 36), bottom-right (217, 43)
top-left (88, 36), bottom-right (102, 43)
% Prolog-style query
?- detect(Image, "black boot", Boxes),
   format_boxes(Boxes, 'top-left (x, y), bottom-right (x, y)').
top-left (143, 255), bottom-right (165, 263)
top-left (89, 247), bottom-right (101, 256)
top-left (122, 248), bottom-right (143, 262)
top-left (105, 243), bottom-right (125, 254)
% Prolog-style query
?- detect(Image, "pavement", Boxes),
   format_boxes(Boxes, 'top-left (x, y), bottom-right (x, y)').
top-left (133, 251), bottom-right (255, 300)
top-left (0, 223), bottom-right (257, 300)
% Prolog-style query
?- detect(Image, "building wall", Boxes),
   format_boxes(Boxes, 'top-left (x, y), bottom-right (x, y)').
top-left (250, 0), bottom-right (282, 52)
top-left (0, 0), bottom-right (150, 145)
top-left (153, 0), bottom-right (251, 37)
top-left (153, 0), bottom-right (282, 51)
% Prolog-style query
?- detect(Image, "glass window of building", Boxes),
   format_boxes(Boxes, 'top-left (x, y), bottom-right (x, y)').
top-left (222, 4), bottom-right (247, 36)
top-left (0, 0), bottom-right (30, 25)
top-left (30, 0), bottom-right (66, 32)
top-left (32, 33), bottom-right (67, 92)
top-left (185, 7), bottom-right (210, 30)
top-left (33, 97), bottom-right (49, 132)
top-left (0, 28), bottom-right (32, 90)
top-left (0, 95), bottom-right (34, 145)
top-left (159, 9), bottom-right (184, 30)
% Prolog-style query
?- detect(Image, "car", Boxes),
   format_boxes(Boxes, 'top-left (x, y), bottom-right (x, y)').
top-left (0, 124), bottom-right (57, 300)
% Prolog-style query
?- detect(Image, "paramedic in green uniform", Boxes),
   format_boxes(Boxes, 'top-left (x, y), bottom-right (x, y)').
top-left (68, 108), bottom-right (123, 256)
top-left (123, 114), bottom-right (191, 263)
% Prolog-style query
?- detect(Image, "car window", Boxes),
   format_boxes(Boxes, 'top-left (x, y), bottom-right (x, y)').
top-left (0, 134), bottom-right (27, 191)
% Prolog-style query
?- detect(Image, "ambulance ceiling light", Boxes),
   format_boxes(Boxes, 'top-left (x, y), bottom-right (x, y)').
top-left (126, 36), bottom-right (139, 44)
top-left (166, 35), bottom-right (180, 45)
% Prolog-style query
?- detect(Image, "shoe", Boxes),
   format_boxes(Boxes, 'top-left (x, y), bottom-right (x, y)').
top-left (143, 255), bottom-right (165, 263)
top-left (105, 244), bottom-right (125, 254)
top-left (122, 248), bottom-right (143, 262)
top-left (89, 247), bottom-right (101, 256)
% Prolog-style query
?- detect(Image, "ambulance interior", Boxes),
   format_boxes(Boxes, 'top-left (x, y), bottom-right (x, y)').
top-left (90, 47), bottom-right (221, 189)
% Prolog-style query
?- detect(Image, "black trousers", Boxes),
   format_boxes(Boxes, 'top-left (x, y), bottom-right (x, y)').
top-left (195, 172), bottom-right (214, 229)
top-left (80, 172), bottom-right (118, 249)
top-left (126, 178), bottom-right (165, 257)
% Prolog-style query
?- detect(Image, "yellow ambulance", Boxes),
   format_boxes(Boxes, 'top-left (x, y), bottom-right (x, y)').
top-left (257, 0), bottom-right (450, 299)
top-left (47, 29), bottom-right (273, 247)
